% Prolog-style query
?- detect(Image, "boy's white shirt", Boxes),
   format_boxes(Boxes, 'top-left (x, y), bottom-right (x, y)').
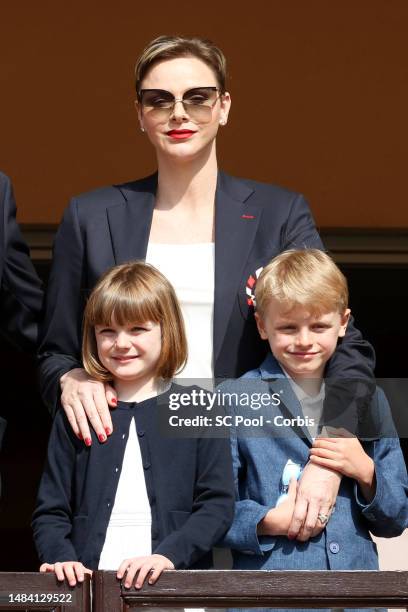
top-left (280, 365), bottom-right (325, 440)
top-left (275, 367), bottom-right (325, 507)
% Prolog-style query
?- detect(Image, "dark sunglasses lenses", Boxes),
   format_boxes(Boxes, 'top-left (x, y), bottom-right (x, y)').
top-left (140, 88), bottom-right (219, 121)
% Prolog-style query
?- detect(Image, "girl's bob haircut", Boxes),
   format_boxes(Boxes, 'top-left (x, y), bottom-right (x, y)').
top-left (135, 35), bottom-right (227, 99)
top-left (255, 249), bottom-right (349, 317)
top-left (82, 262), bottom-right (187, 382)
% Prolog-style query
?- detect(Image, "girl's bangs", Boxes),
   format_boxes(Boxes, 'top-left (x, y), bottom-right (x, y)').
top-left (90, 286), bottom-right (161, 327)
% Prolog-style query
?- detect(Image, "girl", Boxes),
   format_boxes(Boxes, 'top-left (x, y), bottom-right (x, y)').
top-left (33, 261), bottom-right (234, 587)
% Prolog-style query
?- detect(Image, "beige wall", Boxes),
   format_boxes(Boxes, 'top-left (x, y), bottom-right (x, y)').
top-left (1, 1), bottom-right (407, 226)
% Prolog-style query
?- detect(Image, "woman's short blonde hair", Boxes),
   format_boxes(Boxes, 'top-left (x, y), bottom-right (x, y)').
top-left (82, 262), bottom-right (187, 382)
top-left (255, 249), bottom-right (349, 316)
top-left (135, 35), bottom-right (227, 99)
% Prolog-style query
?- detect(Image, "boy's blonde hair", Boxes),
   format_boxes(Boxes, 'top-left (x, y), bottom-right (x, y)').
top-left (255, 249), bottom-right (349, 316)
top-left (82, 262), bottom-right (187, 382)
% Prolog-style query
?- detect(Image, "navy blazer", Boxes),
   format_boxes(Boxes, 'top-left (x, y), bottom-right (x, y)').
top-left (222, 354), bottom-right (408, 571)
top-left (0, 172), bottom-right (43, 450)
top-left (38, 172), bottom-right (375, 414)
top-left (32, 387), bottom-right (235, 570)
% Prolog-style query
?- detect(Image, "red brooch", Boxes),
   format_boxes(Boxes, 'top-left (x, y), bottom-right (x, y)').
top-left (245, 267), bottom-right (263, 307)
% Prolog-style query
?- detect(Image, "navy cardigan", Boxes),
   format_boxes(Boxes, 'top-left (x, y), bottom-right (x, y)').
top-left (32, 387), bottom-right (235, 570)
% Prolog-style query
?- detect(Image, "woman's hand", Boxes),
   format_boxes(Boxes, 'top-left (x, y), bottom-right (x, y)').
top-left (117, 554), bottom-right (175, 589)
top-left (309, 429), bottom-right (376, 501)
top-left (60, 368), bottom-right (117, 444)
top-left (258, 477), bottom-right (298, 536)
top-left (287, 461), bottom-right (341, 541)
top-left (40, 562), bottom-right (92, 586)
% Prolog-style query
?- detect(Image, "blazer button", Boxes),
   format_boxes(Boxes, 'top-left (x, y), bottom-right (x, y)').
top-left (143, 462), bottom-right (151, 470)
top-left (137, 429), bottom-right (145, 437)
top-left (329, 541), bottom-right (340, 554)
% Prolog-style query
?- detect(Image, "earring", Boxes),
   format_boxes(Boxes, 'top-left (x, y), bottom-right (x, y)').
top-left (219, 119), bottom-right (226, 126)
top-left (140, 126), bottom-right (145, 133)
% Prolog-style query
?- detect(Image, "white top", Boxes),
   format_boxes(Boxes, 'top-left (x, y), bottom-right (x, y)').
top-left (146, 242), bottom-right (215, 380)
top-left (283, 369), bottom-right (325, 440)
top-left (98, 418), bottom-right (151, 569)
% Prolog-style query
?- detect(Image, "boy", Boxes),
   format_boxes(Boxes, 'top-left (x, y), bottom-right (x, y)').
top-left (222, 249), bottom-right (407, 573)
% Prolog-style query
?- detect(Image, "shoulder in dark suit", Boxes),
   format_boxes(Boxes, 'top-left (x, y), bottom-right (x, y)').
top-left (0, 172), bottom-right (43, 352)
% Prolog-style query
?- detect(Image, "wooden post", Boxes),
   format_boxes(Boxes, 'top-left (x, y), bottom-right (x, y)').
top-left (0, 572), bottom-right (90, 611)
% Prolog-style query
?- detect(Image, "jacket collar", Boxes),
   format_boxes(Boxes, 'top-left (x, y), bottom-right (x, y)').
top-left (259, 352), bottom-right (287, 380)
top-left (106, 171), bottom-right (262, 364)
top-left (259, 353), bottom-right (314, 443)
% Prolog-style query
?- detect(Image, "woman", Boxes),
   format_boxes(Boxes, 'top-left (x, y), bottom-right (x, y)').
top-left (38, 35), bottom-right (375, 540)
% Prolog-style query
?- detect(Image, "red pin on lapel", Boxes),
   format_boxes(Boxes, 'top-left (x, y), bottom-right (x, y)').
top-left (242, 214), bottom-right (255, 219)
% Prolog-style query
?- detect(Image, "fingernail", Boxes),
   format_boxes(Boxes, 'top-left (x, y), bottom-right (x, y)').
top-left (111, 398), bottom-right (117, 406)
top-left (98, 434), bottom-right (106, 443)
top-left (77, 432), bottom-right (83, 440)
top-left (105, 427), bottom-right (111, 436)
top-left (85, 437), bottom-right (92, 447)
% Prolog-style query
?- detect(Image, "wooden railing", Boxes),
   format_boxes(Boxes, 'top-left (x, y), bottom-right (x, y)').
top-left (92, 570), bottom-right (408, 611)
top-left (0, 573), bottom-right (90, 611)
top-left (1, 571), bottom-right (408, 611)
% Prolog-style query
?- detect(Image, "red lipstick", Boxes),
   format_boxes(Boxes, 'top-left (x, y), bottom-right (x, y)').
top-left (167, 129), bottom-right (196, 139)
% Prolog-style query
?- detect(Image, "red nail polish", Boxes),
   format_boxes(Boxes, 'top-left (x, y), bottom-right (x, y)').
top-left (85, 437), bottom-right (92, 447)
top-left (98, 433), bottom-right (106, 443)
top-left (77, 432), bottom-right (83, 440)
top-left (111, 398), bottom-right (118, 406)
top-left (105, 427), bottom-right (111, 436)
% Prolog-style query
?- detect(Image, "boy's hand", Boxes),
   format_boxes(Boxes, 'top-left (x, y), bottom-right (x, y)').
top-left (288, 462), bottom-right (341, 541)
top-left (258, 477), bottom-right (298, 536)
top-left (309, 428), bottom-right (375, 500)
top-left (117, 554), bottom-right (174, 589)
top-left (39, 561), bottom-right (92, 586)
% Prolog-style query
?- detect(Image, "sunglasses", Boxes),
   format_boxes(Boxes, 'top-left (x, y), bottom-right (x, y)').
top-left (139, 86), bottom-right (222, 122)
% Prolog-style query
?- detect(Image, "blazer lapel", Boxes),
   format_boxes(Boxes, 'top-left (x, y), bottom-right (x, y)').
top-left (268, 378), bottom-right (313, 444)
top-left (214, 172), bottom-right (262, 362)
top-left (107, 174), bottom-right (157, 264)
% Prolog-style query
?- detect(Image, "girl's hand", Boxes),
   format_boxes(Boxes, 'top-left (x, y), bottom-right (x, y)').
top-left (39, 561), bottom-right (92, 587)
top-left (309, 429), bottom-right (375, 500)
top-left (258, 477), bottom-right (298, 536)
top-left (117, 554), bottom-right (175, 589)
top-left (60, 368), bottom-right (117, 444)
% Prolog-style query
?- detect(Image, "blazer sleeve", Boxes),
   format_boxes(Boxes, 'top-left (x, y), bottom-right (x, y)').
top-left (0, 173), bottom-right (43, 352)
top-left (220, 421), bottom-right (276, 555)
top-left (37, 199), bottom-right (86, 415)
top-left (281, 193), bottom-right (376, 430)
top-left (153, 434), bottom-right (235, 568)
top-left (353, 388), bottom-right (408, 536)
top-left (32, 410), bottom-right (79, 563)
